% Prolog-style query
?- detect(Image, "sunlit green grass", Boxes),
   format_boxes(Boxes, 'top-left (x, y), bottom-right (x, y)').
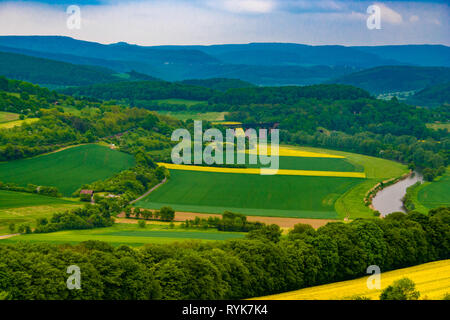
top-left (0, 223), bottom-right (245, 246)
top-left (417, 169), bottom-right (450, 209)
top-left (0, 190), bottom-right (82, 235)
top-left (0, 144), bottom-right (135, 196)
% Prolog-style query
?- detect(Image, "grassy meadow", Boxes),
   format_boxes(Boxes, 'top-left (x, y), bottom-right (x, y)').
top-left (0, 111), bottom-right (20, 123)
top-left (137, 169), bottom-right (361, 219)
top-left (153, 98), bottom-right (206, 106)
top-left (0, 117), bottom-right (39, 129)
top-left (142, 146), bottom-right (407, 220)
top-left (0, 144), bottom-right (135, 196)
top-left (156, 110), bottom-right (227, 121)
top-left (426, 122), bottom-right (450, 132)
top-left (0, 222), bottom-right (245, 246)
top-left (254, 259), bottom-right (450, 300)
top-left (417, 169), bottom-right (450, 209)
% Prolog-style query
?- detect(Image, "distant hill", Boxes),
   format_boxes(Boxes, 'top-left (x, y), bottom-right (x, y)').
top-left (0, 51), bottom-right (122, 86)
top-left (159, 43), bottom-right (397, 67)
top-left (178, 78), bottom-right (255, 91)
top-left (1, 36), bottom-right (449, 85)
top-left (125, 70), bottom-right (160, 81)
top-left (183, 64), bottom-right (357, 86)
top-left (61, 80), bottom-right (217, 102)
top-left (354, 45), bottom-right (450, 67)
top-left (0, 36), bottom-right (217, 65)
top-left (408, 82), bottom-right (450, 107)
top-left (329, 66), bottom-right (450, 94)
top-left (61, 80), bottom-right (370, 109)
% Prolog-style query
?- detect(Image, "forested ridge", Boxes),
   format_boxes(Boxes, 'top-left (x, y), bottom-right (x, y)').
top-left (0, 51), bottom-right (123, 86)
top-left (330, 65), bottom-right (450, 94)
top-left (408, 82), bottom-right (450, 107)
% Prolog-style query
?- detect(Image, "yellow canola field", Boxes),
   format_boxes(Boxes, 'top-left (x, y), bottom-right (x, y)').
top-left (246, 146), bottom-right (345, 158)
top-left (157, 163), bottom-right (366, 178)
top-left (211, 121), bottom-right (242, 125)
top-left (253, 259), bottom-right (450, 300)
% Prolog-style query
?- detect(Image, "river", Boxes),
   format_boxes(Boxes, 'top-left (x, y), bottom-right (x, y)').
top-left (372, 172), bottom-right (423, 216)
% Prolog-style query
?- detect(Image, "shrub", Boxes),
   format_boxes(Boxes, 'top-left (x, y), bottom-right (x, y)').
top-left (138, 220), bottom-right (146, 228)
top-left (380, 278), bottom-right (420, 300)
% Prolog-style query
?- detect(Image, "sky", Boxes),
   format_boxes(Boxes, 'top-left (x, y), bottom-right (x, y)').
top-left (0, 0), bottom-right (448, 46)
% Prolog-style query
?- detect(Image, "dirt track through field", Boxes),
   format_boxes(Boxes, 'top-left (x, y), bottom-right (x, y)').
top-left (117, 211), bottom-right (336, 229)
top-left (0, 233), bottom-right (20, 239)
top-left (130, 178), bottom-right (167, 204)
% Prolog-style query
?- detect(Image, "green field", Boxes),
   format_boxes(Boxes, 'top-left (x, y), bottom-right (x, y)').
top-left (140, 146), bottom-right (407, 219)
top-left (153, 98), bottom-right (205, 106)
top-left (0, 189), bottom-right (75, 209)
top-left (0, 111), bottom-right (19, 123)
top-left (156, 110), bottom-right (227, 121)
top-left (0, 117), bottom-right (39, 129)
top-left (0, 144), bottom-right (135, 196)
top-left (137, 170), bottom-right (361, 219)
top-left (0, 190), bottom-right (82, 235)
top-left (248, 155), bottom-right (362, 172)
top-left (417, 169), bottom-right (450, 209)
top-left (0, 223), bottom-right (245, 246)
top-left (185, 151), bottom-right (362, 172)
top-left (426, 122), bottom-right (450, 132)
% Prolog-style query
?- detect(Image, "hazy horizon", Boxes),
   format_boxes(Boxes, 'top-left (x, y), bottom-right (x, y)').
top-left (0, 0), bottom-right (448, 46)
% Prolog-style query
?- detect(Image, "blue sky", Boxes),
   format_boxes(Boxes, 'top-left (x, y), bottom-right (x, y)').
top-left (0, 0), bottom-right (448, 45)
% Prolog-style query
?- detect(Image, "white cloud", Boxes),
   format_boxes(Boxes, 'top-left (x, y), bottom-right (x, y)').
top-left (430, 18), bottom-right (441, 26)
top-left (0, 0), bottom-right (448, 46)
top-left (207, 0), bottom-right (276, 14)
top-left (375, 2), bottom-right (403, 24)
top-left (409, 15), bottom-right (419, 23)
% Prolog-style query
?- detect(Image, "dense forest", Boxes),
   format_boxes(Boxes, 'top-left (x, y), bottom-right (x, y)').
top-left (0, 51), bottom-right (124, 86)
top-left (0, 207), bottom-right (448, 299)
top-left (330, 65), bottom-right (450, 94)
top-left (62, 80), bottom-right (216, 102)
top-left (178, 78), bottom-right (255, 91)
top-left (408, 82), bottom-right (450, 107)
top-left (62, 81), bottom-right (370, 105)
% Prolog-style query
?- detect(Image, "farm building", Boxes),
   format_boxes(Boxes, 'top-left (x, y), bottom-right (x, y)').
top-left (80, 189), bottom-right (94, 202)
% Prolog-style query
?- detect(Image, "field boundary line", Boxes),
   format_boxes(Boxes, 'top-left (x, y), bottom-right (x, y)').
top-left (157, 163), bottom-right (366, 178)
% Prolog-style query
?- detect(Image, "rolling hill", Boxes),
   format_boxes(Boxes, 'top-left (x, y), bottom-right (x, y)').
top-left (1, 36), bottom-right (448, 85)
top-left (0, 144), bottom-right (135, 196)
top-left (408, 82), bottom-right (450, 107)
top-left (0, 51), bottom-right (123, 86)
top-left (178, 78), bottom-right (255, 91)
top-left (354, 45), bottom-right (450, 67)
